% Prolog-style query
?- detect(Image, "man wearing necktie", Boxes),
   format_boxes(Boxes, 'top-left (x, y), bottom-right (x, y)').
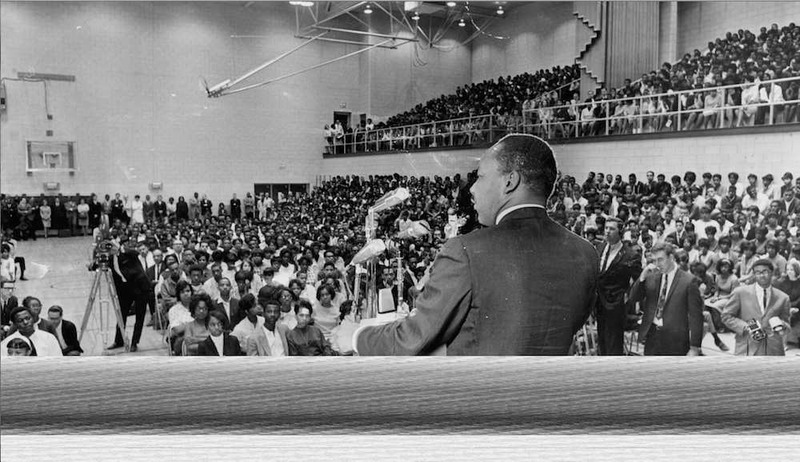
top-left (595, 218), bottom-right (643, 355)
top-left (722, 259), bottom-right (791, 356)
top-left (629, 242), bottom-right (704, 355)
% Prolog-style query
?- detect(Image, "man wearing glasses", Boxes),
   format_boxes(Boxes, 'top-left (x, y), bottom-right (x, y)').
top-left (722, 259), bottom-right (791, 356)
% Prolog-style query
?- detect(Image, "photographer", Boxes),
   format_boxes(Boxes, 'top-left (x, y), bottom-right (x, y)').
top-left (722, 259), bottom-right (791, 355)
top-left (104, 236), bottom-right (150, 352)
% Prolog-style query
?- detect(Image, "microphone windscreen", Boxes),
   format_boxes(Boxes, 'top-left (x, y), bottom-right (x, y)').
top-left (350, 239), bottom-right (386, 266)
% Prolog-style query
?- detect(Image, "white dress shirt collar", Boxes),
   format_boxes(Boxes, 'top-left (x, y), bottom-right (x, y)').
top-left (495, 204), bottom-right (546, 225)
top-left (210, 334), bottom-right (225, 356)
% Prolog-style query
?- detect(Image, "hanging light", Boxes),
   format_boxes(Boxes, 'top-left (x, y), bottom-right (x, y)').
top-left (446, 1), bottom-right (457, 7)
top-left (364, 3), bottom-right (373, 14)
top-left (497, 6), bottom-right (504, 15)
top-left (458, 18), bottom-right (465, 27)
top-left (411, 11), bottom-right (420, 21)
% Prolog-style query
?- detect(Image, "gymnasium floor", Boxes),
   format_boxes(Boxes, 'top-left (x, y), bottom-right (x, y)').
top-left (9, 236), bottom-right (167, 356)
top-left (7, 237), bottom-right (798, 357)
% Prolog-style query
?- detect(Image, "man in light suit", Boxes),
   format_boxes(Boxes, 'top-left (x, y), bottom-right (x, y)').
top-left (629, 242), bottom-right (704, 356)
top-left (722, 259), bottom-right (791, 356)
top-left (595, 218), bottom-right (643, 355)
top-left (354, 134), bottom-right (599, 355)
top-left (246, 299), bottom-right (289, 356)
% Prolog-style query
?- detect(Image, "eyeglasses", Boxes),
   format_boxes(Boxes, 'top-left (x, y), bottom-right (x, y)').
top-left (754, 269), bottom-right (772, 276)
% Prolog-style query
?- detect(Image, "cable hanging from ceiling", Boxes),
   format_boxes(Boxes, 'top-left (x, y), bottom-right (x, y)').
top-left (464, 2), bottom-right (509, 41)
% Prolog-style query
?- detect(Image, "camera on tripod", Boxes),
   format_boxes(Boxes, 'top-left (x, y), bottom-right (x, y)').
top-left (90, 235), bottom-right (118, 270)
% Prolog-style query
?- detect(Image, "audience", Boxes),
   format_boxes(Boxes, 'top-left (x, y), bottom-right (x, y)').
top-left (1, 162), bottom-right (797, 355)
top-left (322, 23), bottom-right (799, 155)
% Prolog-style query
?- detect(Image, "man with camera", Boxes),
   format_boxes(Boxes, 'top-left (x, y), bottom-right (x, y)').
top-left (106, 236), bottom-right (150, 352)
top-left (722, 259), bottom-right (791, 356)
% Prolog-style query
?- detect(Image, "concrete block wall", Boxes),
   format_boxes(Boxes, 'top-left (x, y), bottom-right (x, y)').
top-left (675, 2), bottom-right (800, 59)
top-left (319, 131), bottom-right (799, 184)
top-left (0, 2), bottom-right (471, 202)
top-left (361, 33), bottom-right (472, 121)
top-left (470, 2), bottom-right (578, 83)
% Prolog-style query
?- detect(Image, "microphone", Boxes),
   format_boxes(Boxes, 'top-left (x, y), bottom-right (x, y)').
top-left (349, 239), bottom-right (386, 266)
top-left (768, 316), bottom-right (785, 334)
top-left (369, 188), bottom-right (410, 213)
top-left (747, 319), bottom-right (766, 341)
top-left (397, 220), bottom-right (431, 240)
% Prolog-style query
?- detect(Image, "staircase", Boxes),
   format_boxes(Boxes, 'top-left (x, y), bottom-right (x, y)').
top-left (574, 1), bottom-right (604, 87)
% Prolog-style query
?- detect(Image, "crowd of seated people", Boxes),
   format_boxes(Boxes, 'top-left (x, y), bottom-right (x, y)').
top-left (525, 22), bottom-right (800, 138)
top-left (1, 173), bottom-right (477, 355)
top-left (324, 64), bottom-right (580, 154)
top-left (549, 169), bottom-right (800, 351)
top-left (0, 295), bottom-right (84, 356)
top-left (3, 166), bottom-right (799, 355)
top-left (323, 23), bottom-right (799, 154)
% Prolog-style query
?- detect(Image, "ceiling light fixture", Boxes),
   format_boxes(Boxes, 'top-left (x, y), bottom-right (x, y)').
top-left (412, 11), bottom-right (420, 21)
top-left (289, 1), bottom-right (314, 7)
top-left (497, 6), bottom-right (504, 15)
top-left (458, 18), bottom-right (466, 27)
top-left (364, 3), bottom-right (373, 14)
top-left (446, 1), bottom-right (457, 7)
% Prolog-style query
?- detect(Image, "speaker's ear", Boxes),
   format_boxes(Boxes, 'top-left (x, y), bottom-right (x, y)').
top-left (504, 170), bottom-right (522, 194)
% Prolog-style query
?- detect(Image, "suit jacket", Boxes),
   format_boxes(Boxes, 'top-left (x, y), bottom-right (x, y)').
top-left (215, 298), bottom-right (241, 329)
top-left (778, 197), bottom-right (800, 215)
top-left (146, 262), bottom-right (166, 285)
top-left (356, 207), bottom-right (599, 355)
top-left (197, 333), bottom-right (243, 356)
top-left (58, 319), bottom-right (83, 355)
top-left (595, 242), bottom-right (642, 311)
top-left (721, 284), bottom-right (791, 356)
top-left (112, 250), bottom-right (151, 297)
top-left (629, 268), bottom-right (704, 354)
top-left (246, 323), bottom-right (290, 356)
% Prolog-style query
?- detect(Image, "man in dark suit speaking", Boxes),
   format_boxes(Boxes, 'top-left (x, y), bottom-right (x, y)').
top-left (354, 134), bottom-right (599, 355)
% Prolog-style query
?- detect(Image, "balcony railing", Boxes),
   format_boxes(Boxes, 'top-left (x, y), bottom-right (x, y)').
top-left (322, 75), bottom-right (799, 155)
top-left (323, 78), bottom-right (579, 155)
top-left (520, 75), bottom-right (800, 139)
top-left (322, 113), bottom-right (524, 155)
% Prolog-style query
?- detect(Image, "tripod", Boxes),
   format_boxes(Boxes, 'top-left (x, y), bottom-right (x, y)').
top-left (79, 263), bottom-right (130, 353)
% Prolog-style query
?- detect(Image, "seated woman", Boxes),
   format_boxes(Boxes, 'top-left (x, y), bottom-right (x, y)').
top-left (277, 286), bottom-right (298, 330)
top-left (5, 336), bottom-right (32, 356)
top-left (286, 300), bottom-right (337, 356)
top-left (167, 280), bottom-right (194, 351)
top-left (175, 293), bottom-right (213, 356)
top-left (312, 284), bottom-right (341, 341)
top-left (330, 300), bottom-right (359, 356)
top-left (197, 309), bottom-right (243, 356)
top-left (704, 258), bottom-right (739, 352)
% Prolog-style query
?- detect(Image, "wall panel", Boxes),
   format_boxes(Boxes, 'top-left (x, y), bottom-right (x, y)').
top-left (320, 131), bottom-right (799, 184)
